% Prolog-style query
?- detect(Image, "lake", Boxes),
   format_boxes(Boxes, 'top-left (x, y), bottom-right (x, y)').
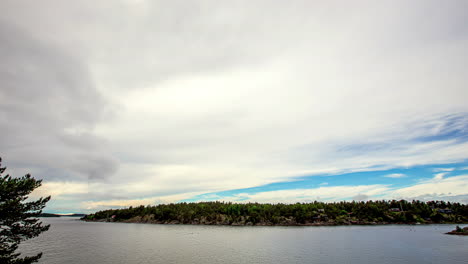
top-left (19, 217), bottom-right (467, 264)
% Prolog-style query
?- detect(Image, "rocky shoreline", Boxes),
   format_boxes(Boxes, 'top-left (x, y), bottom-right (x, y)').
top-left (83, 215), bottom-right (463, 226)
top-left (83, 201), bottom-right (468, 228)
top-left (446, 226), bottom-right (468, 235)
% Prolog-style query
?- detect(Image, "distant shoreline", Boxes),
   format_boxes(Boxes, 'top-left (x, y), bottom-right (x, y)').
top-left (81, 200), bottom-right (468, 227)
top-left (83, 218), bottom-right (468, 227)
top-left (40, 213), bottom-right (86, 217)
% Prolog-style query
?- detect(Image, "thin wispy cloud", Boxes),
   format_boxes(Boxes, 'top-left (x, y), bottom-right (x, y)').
top-left (433, 172), bottom-right (448, 181)
top-left (433, 168), bottom-right (455, 172)
top-left (383, 173), bottom-right (407, 178)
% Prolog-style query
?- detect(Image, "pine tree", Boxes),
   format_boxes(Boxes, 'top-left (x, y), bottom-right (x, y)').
top-left (0, 158), bottom-right (50, 264)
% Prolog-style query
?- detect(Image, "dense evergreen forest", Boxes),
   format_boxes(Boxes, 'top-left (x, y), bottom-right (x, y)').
top-left (83, 200), bottom-right (468, 226)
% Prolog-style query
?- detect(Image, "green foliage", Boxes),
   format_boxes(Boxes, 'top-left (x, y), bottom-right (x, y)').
top-left (85, 199), bottom-right (468, 226)
top-left (0, 158), bottom-right (50, 264)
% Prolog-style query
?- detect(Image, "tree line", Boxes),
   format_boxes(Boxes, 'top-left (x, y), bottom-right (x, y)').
top-left (83, 200), bottom-right (468, 225)
top-left (1, 157), bottom-right (50, 264)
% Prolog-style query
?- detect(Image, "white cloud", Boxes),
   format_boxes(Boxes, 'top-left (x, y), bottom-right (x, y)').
top-left (1, 1), bottom-right (467, 211)
top-left (389, 175), bottom-right (468, 201)
top-left (81, 192), bottom-right (202, 211)
top-left (31, 182), bottom-right (90, 199)
top-left (433, 172), bottom-right (448, 180)
top-left (433, 168), bottom-right (455, 172)
top-left (219, 185), bottom-right (390, 204)
top-left (383, 173), bottom-right (407, 178)
top-left (212, 175), bottom-right (468, 204)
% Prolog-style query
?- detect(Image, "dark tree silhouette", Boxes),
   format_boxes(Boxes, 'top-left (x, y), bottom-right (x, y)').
top-left (0, 158), bottom-right (50, 264)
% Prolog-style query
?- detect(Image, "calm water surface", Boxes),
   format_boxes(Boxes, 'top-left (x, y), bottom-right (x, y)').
top-left (19, 217), bottom-right (467, 264)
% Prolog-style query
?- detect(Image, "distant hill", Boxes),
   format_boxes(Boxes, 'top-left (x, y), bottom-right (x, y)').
top-left (39, 213), bottom-right (60, 217)
top-left (40, 213), bottom-right (86, 217)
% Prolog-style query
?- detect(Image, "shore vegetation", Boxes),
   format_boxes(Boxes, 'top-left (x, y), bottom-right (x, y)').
top-left (83, 200), bottom-right (468, 226)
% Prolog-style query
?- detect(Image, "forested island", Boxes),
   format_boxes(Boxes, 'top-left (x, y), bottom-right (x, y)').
top-left (82, 200), bottom-right (468, 226)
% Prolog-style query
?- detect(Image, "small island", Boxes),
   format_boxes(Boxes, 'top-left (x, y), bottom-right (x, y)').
top-left (82, 200), bottom-right (468, 226)
top-left (446, 226), bottom-right (468, 235)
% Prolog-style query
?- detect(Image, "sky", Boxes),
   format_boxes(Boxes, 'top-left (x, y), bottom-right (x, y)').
top-left (1, 1), bottom-right (467, 214)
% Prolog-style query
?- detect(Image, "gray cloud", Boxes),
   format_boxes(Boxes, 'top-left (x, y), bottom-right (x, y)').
top-left (395, 194), bottom-right (468, 205)
top-left (1, 1), bottom-right (293, 90)
top-left (351, 194), bottom-right (369, 201)
top-left (0, 21), bottom-right (117, 181)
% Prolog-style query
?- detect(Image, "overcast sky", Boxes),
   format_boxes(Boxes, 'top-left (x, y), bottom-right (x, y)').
top-left (1, 1), bottom-right (467, 213)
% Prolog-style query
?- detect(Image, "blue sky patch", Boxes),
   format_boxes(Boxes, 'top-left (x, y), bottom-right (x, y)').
top-left (182, 160), bottom-right (468, 202)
